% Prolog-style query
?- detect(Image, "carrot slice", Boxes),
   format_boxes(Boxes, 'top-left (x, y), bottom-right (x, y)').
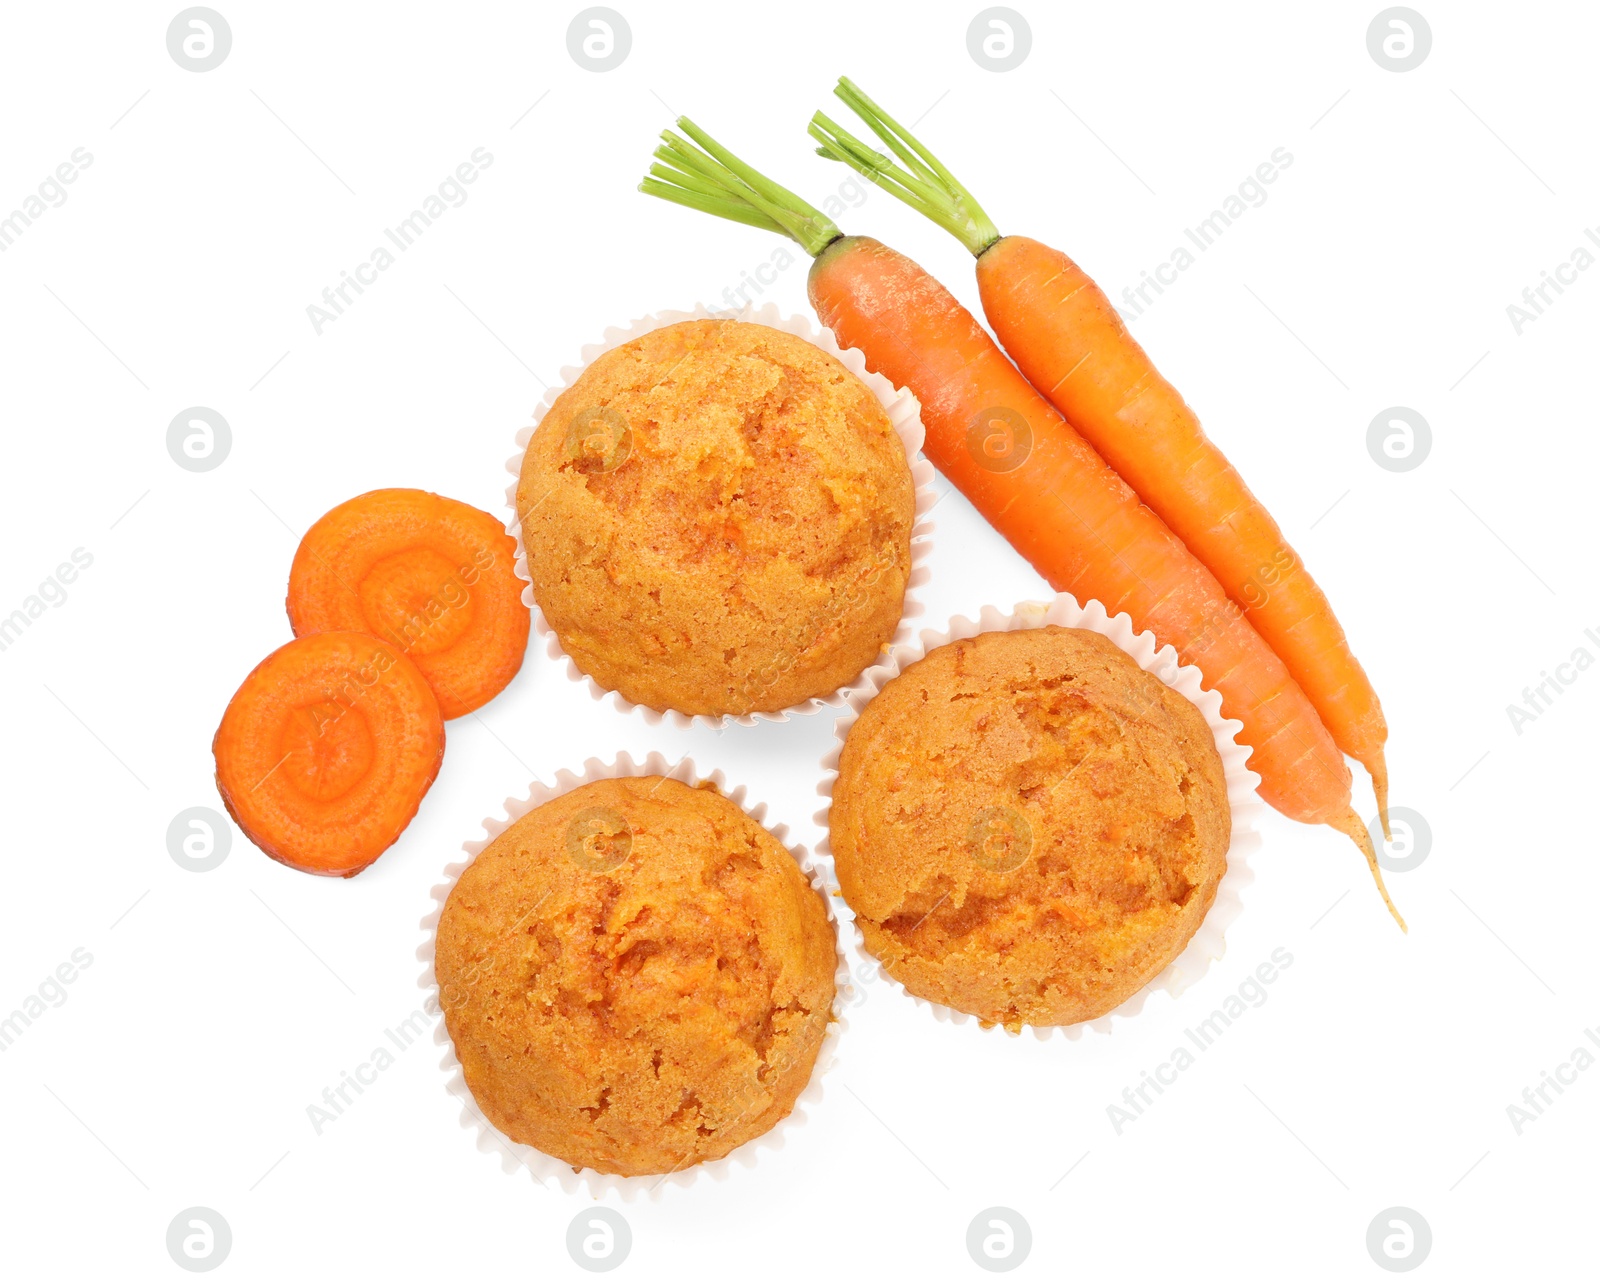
top-left (213, 631), bottom-right (445, 877)
top-left (286, 489), bottom-right (528, 719)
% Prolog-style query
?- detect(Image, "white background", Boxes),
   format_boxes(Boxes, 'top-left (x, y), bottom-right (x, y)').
top-left (2, 1), bottom-right (1595, 1275)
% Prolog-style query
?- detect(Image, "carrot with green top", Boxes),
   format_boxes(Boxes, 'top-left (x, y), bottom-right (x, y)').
top-left (639, 119), bottom-right (1403, 928)
top-left (811, 77), bottom-right (1394, 838)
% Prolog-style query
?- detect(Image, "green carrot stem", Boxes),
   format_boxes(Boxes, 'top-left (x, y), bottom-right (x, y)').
top-left (638, 178), bottom-right (786, 235)
top-left (647, 159), bottom-right (732, 204)
top-left (639, 117), bottom-right (842, 257)
top-left (835, 78), bottom-right (963, 195)
top-left (809, 111), bottom-right (952, 220)
top-left (818, 76), bottom-right (1002, 257)
top-left (654, 132), bottom-right (766, 208)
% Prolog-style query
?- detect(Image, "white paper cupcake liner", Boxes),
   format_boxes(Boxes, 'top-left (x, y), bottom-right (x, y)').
top-left (504, 301), bottom-right (937, 729)
top-left (418, 751), bottom-right (850, 1199)
top-left (815, 597), bottom-right (1264, 1041)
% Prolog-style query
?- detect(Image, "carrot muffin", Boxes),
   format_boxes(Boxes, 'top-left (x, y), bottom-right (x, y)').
top-left (830, 626), bottom-right (1230, 1030)
top-left (435, 775), bottom-right (837, 1177)
top-left (516, 319), bottom-right (914, 716)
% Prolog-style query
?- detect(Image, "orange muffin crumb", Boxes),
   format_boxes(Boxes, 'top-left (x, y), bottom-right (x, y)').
top-left (516, 319), bottom-right (914, 716)
top-left (436, 776), bottom-right (837, 1176)
top-left (830, 626), bottom-right (1229, 1030)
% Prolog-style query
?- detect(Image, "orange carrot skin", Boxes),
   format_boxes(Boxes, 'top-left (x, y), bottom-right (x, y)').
top-left (976, 235), bottom-right (1388, 785)
top-left (809, 236), bottom-right (1354, 826)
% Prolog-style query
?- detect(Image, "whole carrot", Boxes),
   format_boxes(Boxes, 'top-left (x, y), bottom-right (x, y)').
top-left (640, 120), bottom-right (1402, 927)
top-left (812, 78), bottom-right (1393, 837)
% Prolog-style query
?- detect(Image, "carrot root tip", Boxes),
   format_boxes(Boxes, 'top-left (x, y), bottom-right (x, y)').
top-left (1331, 808), bottom-right (1406, 933)
top-left (1367, 752), bottom-right (1392, 842)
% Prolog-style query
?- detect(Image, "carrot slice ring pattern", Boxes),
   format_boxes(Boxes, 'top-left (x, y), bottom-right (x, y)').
top-left (213, 631), bottom-right (445, 877)
top-left (286, 489), bottom-right (529, 719)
